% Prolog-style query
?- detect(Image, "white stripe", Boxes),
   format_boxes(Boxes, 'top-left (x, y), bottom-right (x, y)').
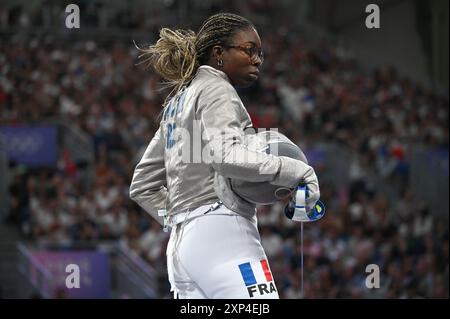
top-left (250, 260), bottom-right (268, 284)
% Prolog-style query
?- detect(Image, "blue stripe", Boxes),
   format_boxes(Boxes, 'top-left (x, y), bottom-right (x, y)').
top-left (295, 205), bottom-right (305, 208)
top-left (238, 263), bottom-right (257, 286)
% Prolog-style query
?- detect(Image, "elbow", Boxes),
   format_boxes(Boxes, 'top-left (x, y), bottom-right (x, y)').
top-left (129, 167), bottom-right (146, 203)
top-left (129, 176), bottom-right (142, 203)
top-left (129, 177), bottom-right (162, 205)
top-left (129, 185), bottom-right (139, 203)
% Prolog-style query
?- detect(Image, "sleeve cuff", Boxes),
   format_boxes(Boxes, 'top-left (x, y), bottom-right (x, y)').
top-left (271, 156), bottom-right (307, 188)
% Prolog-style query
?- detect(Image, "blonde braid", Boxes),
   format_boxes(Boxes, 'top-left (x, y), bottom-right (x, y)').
top-left (136, 13), bottom-right (254, 105)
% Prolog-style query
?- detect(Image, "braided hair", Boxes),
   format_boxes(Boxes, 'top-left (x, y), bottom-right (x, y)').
top-left (136, 13), bottom-right (254, 104)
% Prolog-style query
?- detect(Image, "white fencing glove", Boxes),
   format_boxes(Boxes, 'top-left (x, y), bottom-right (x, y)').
top-left (284, 183), bottom-right (325, 222)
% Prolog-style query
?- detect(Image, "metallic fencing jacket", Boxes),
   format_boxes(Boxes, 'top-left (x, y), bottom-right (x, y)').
top-left (129, 65), bottom-right (307, 224)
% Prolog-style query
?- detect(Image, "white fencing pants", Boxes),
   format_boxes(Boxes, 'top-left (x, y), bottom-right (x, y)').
top-left (166, 204), bottom-right (279, 299)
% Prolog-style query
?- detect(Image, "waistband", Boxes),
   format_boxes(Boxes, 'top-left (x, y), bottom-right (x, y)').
top-left (159, 201), bottom-right (223, 230)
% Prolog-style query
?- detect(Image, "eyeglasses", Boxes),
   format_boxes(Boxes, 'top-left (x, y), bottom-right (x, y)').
top-left (225, 44), bottom-right (264, 63)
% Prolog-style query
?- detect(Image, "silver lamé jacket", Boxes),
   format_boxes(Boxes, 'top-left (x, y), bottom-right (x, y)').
top-left (129, 65), bottom-right (307, 224)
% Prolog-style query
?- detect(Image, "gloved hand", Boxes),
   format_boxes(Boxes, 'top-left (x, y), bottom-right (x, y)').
top-left (300, 165), bottom-right (320, 212)
top-left (284, 183), bottom-right (325, 222)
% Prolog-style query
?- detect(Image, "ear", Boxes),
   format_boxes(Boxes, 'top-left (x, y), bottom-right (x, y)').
top-left (211, 45), bottom-right (224, 59)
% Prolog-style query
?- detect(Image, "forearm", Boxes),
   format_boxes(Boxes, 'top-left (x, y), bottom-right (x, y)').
top-left (129, 126), bottom-right (167, 225)
top-left (209, 137), bottom-right (312, 188)
top-left (129, 185), bottom-right (167, 225)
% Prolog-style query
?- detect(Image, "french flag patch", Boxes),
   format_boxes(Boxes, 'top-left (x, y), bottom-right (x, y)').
top-left (238, 259), bottom-right (277, 297)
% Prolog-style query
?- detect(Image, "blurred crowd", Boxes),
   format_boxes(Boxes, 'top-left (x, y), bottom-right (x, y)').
top-left (1, 18), bottom-right (448, 298)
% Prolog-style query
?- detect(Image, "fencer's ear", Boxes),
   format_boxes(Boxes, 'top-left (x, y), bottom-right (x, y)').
top-left (211, 45), bottom-right (224, 59)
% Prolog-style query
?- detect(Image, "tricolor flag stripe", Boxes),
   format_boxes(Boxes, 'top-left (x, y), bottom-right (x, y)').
top-left (239, 262), bottom-right (257, 286)
top-left (260, 259), bottom-right (273, 282)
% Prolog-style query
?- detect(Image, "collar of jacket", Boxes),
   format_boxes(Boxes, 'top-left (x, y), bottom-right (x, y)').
top-left (197, 65), bottom-right (230, 83)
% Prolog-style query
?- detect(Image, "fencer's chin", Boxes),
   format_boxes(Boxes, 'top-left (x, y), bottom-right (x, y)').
top-left (235, 78), bottom-right (257, 88)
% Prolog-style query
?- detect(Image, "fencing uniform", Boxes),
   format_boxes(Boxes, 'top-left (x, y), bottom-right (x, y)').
top-left (130, 65), bottom-right (307, 298)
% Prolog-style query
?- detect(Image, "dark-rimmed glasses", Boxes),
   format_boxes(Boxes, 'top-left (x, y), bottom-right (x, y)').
top-left (225, 44), bottom-right (264, 63)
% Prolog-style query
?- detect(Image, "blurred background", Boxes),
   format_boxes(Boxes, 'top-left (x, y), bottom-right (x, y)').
top-left (0, 0), bottom-right (448, 299)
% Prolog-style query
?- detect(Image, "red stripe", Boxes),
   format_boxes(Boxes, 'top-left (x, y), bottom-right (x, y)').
top-left (260, 259), bottom-right (273, 282)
